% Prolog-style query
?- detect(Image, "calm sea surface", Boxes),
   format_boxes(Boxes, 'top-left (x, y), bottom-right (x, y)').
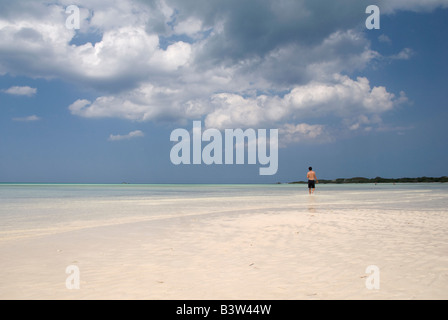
top-left (1, 183), bottom-right (447, 240)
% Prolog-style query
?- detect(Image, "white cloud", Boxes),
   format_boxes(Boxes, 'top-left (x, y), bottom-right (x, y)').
top-left (378, 34), bottom-right (392, 43)
top-left (279, 123), bottom-right (330, 146)
top-left (390, 48), bottom-right (414, 60)
top-left (108, 130), bottom-right (144, 141)
top-left (68, 85), bottom-right (191, 121)
top-left (0, 2), bottom-right (191, 88)
top-left (345, 114), bottom-right (382, 131)
top-left (3, 86), bottom-right (37, 96)
top-left (12, 115), bottom-right (40, 121)
top-left (68, 71), bottom-right (405, 148)
top-left (173, 17), bottom-right (204, 37)
top-left (203, 74), bottom-right (403, 130)
top-left (149, 41), bottom-right (192, 71)
top-left (66, 24), bottom-right (395, 127)
top-left (0, 0), bottom-right (424, 146)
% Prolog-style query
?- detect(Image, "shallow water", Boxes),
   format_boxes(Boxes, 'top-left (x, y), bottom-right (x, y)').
top-left (1, 183), bottom-right (447, 241)
top-left (1, 183), bottom-right (448, 299)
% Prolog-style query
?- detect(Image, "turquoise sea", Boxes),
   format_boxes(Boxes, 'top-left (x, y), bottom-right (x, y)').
top-left (1, 183), bottom-right (447, 241)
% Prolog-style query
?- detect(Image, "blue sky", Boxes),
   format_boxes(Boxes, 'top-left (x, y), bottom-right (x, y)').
top-left (0, 0), bottom-right (447, 184)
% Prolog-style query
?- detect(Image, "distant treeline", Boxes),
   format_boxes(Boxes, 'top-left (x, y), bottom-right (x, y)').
top-left (289, 176), bottom-right (448, 184)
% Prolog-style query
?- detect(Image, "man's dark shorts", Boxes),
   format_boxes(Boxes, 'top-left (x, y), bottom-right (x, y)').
top-left (308, 180), bottom-right (315, 189)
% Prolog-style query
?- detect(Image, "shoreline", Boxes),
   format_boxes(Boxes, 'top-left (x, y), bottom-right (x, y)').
top-left (288, 176), bottom-right (448, 184)
top-left (1, 179), bottom-right (448, 186)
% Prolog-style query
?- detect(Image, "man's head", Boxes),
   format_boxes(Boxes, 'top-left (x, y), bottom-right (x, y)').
top-left (309, 167), bottom-right (312, 171)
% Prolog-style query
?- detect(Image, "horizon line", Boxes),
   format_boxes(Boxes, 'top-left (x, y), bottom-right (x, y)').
top-left (1, 175), bottom-right (447, 185)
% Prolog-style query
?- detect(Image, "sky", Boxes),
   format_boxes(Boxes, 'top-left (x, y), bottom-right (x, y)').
top-left (0, 0), bottom-right (447, 184)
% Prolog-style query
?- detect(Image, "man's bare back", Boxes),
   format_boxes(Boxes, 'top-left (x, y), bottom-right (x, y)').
top-left (307, 167), bottom-right (318, 194)
top-left (307, 171), bottom-right (317, 180)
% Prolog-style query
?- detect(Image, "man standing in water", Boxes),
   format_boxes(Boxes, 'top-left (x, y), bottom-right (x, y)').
top-left (307, 167), bottom-right (318, 194)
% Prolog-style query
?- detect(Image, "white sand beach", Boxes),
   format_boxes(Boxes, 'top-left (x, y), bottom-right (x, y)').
top-left (0, 183), bottom-right (447, 300)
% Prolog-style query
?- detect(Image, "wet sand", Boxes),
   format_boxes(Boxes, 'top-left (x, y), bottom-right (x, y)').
top-left (1, 184), bottom-right (447, 299)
